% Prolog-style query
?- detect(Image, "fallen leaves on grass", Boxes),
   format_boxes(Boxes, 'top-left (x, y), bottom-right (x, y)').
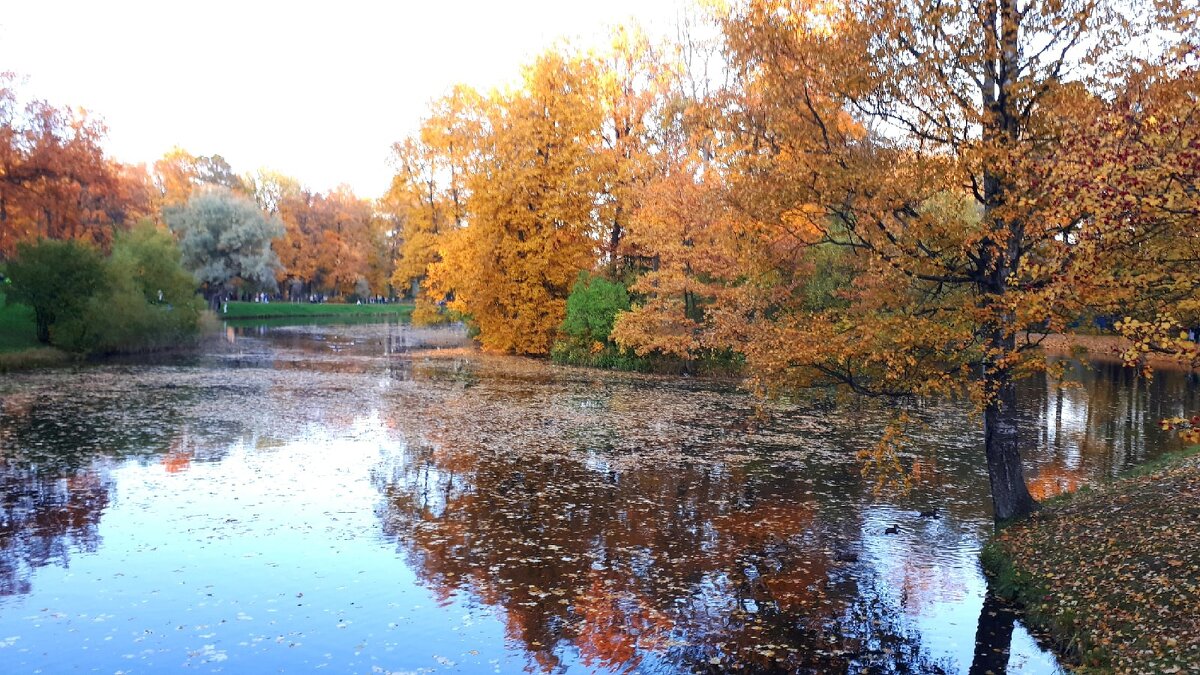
top-left (993, 454), bottom-right (1200, 673)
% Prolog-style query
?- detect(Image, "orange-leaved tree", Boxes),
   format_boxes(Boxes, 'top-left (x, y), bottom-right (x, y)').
top-left (152, 147), bottom-right (249, 211)
top-left (1, 75), bottom-right (147, 257)
top-left (619, 0), bottom-right (1199, 521)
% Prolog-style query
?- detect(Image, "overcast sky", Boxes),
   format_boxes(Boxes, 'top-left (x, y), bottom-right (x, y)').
top-left (0, 0), bottom-right (687, 198)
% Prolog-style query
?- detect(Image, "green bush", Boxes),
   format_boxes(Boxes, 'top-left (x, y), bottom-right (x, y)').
top-left (78, 223), bottom-right (205, 353)
top-left (5, 238), bottom-right (108, 345)
top-left (5, 225), bottom-right (204, 354)
top-left (561, 272), bottom-right (630, 344)
top-left (553, 272), bottom-right (631, 363)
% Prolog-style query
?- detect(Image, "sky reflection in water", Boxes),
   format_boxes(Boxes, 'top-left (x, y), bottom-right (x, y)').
top-left (1, 321), bottom-right (1196, 673)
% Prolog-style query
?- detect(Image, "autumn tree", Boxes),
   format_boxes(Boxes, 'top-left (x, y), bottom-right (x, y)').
top-left (617, 0), bottom-right (1199, 521)
top-left (247, 169), bottom-right (300, 216)
top-left (385, 85), bottom-right (482, 313)
top-left (362, 210), bottom-right (397, 301)
top-left (258, 173), bottom-right (318, 298)
top-left (386, 137), bottom-right (448, 300)
top-left (152, 147), bottom-right (248, 210)
top-left (611, 15), bottom-right (750, 361)
top-left (269, 184), bottom-right (379, 299)
top-left (165, 188), bottom-right (284, 304)
top-left (424, 51), bottom-right (606, 354)
top-left (1, 75), bottom-right (145, 257)
top-left (311, 185), bottom-right (378, 298)
top-left (593, 26), bottom-right (677, 276)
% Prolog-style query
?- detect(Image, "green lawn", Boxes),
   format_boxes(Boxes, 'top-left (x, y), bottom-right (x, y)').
top-left (220, 301), bottom-right (414, 320)
top-left (0, 293), bottom-right (41, 353)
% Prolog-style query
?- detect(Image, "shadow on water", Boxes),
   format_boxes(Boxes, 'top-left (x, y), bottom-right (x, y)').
top-left (0, 321), bottom-right (1195, 673)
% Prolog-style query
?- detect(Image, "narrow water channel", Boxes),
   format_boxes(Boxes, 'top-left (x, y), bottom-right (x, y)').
top-left (1, 321), bottom-right (1195, 673)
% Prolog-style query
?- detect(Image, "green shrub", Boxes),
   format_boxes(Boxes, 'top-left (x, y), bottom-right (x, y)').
top-left (5, 238), bottom-right (108, 345)
top-left (560, 272), bottom-right (631, 345)
top-left (553, 272), bottom-right (632, 365)
top-left (81, 223), bottom-right (205, 353)
top-left (5, 225), bottom-right (204, 354)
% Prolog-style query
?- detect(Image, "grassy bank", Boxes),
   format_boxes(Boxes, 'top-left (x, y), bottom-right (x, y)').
top-left (984, 448), bottom-right (1200, 673)
top-left (0, 292), bottom-right (220, 371)
top-left (220, 301), bottom-right (414, 320)
top-left (0, 346), bottom-right (73, 371)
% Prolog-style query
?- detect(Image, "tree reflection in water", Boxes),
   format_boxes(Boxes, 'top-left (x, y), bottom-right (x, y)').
top-left (374, 439), bottom-right (954, 672)
top-left (368, 350), bottom-right (1197, 674)
top-left (0, 466), bottom-right (110, 596)
top-left (0, 377), bottom-right (244, 596)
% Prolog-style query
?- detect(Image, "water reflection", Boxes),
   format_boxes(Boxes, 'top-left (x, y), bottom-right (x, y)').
top-left (0, 372), bottom-right (269, 597)
top-left (0, 464), bottom-right (110, 596)
top-left (374, 441), bottom-right (951, 673)
top-left (1021, 360), bottom-right (1200, 500)
top-left (0, 322), bottom-right (1193, 673)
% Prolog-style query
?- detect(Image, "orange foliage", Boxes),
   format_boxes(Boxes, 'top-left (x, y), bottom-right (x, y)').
top-left (1, 75), bottom-right (147, 256)
top-left (270, 181), bottom-right (384, 298)
top-left (425, 51), bottom-right (605, 354)
top-left (615, 0), bottom-right (1200, 520)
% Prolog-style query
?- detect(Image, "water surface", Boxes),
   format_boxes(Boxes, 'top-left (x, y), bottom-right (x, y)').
top-left (1, 321), bottom-right (1195, 673)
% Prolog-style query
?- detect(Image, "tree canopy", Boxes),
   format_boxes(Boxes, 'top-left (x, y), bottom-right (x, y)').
top-left (165, 188), bottom-right (284, 301)
top-left (5, 238), bottom-right (107, 344)
top-left (383, 2), bottom-right (1200, 520)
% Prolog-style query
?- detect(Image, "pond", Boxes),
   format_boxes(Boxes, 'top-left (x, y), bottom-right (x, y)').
top-left (1, 321), bottom-right (1196, 674)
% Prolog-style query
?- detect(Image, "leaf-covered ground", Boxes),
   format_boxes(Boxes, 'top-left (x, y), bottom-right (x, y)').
top-left (989, 452), bottom-right (1200, 674)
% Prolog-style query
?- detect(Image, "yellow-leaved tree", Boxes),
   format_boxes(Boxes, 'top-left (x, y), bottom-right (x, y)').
top-left (424, 50), bottom-right (606, 354)
top-left (617, 0), bottom-right (1200, 521)
top-left (385, 86), bottom-right (482, 321)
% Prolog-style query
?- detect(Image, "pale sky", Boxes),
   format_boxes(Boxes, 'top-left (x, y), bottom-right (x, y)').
top-left (0, 0), bottom-right (688, 199)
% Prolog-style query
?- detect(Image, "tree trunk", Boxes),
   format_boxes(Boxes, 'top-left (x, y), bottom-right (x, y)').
top-left (977, 0), bottom-right (1035, 522)
top-left (34, 309), bottom-right (51, 344)
top-left (983, 362), bottom-right (1038, 521)
top-left (608, 204), bottom-right (624, 278)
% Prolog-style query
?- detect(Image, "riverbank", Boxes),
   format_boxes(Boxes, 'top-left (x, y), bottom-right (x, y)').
top-left (220, 301), bottom-right (414, 320)
top-left (984, 448), bottom-right (1200, 673)
top-left (0, 346), bottom-right (73, 371)
top-left (1037, 332), bottom-right (1198, 372)
top-left (0, 299), bottom-right (222, 371)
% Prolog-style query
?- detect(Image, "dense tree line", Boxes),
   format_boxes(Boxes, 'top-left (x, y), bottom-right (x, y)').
top-left (1, 77), bottom-right (398, 352)
top-left (386, 1), bottom-right (1200, 520)
top-left (2, 84), bottom-right (396, 307)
